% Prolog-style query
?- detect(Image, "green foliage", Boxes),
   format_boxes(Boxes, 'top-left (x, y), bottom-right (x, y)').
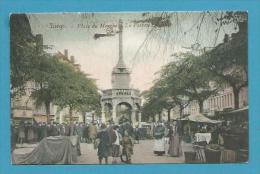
top-left (160, 53), bottom-right (216, 112)
top-left (10, 14), bottom-right (36, 98)
top-left (11, 14), bottom-right (100, 121)
top-left (52, 63), bottom-right (100, 115)
top-left (202, 20), bottom-right (247, 109)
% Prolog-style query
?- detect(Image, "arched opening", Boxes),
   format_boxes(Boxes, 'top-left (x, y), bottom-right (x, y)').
top-left (116, 102), bottom-right (132, 123)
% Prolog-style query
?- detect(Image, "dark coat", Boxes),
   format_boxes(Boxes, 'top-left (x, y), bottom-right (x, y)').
top-left (97, 130), bottom-right (110, 158)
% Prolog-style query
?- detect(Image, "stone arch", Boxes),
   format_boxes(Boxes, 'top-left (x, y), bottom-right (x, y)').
top-left (116, 102), bottom-right (133, 123)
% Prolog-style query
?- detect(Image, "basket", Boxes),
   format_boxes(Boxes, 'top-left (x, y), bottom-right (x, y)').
top-left (205, 148), bottom-right (221, 163)
top-left (184, 151), bottom-right (196, 163)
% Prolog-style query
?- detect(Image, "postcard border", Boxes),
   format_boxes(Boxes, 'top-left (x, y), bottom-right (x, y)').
top-left (0, 0), bottom-right (260, 174)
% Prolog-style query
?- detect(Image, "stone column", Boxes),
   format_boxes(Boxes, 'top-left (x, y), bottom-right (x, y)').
top-left (112, 106), bottom-right (117, 123)
top-left (101, 105), bottom-right (106, 123)
top-left (131, 110), bottom-right (136, 126)
top-left (59, 112), bottom-right (63, 124)
top-left (138, 112), bottom-right (142, 123)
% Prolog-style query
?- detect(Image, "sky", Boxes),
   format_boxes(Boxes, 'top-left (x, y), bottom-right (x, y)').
top-left (27, 12), bottom-right (237, 92)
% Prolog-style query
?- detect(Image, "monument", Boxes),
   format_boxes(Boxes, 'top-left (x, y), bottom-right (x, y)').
top-left (101, 20), bottom-right (141, 125)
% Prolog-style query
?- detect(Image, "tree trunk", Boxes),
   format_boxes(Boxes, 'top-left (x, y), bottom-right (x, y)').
top-left (233, 87), bottom-right (240, 109)
top-left (198, 100), bottom-right (204, 113)
top-left (45, 101), bottom-right (50, 123)
top-left (158, 112), bottom-right (162, 122)
top-left (167, 108), bottom-right (171, 122)
top-left (82, 111), bottom-right (86, 124)
top-left (69, 106), bottom-right (73, 124)
top-left (152, 115), bottom-right (155, 122)
top-left (179, 105), bottom-right (184, 119)
top-left (92, 113), bottom-right (95, 123)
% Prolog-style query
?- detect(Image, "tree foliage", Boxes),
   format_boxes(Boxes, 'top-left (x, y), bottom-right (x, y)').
top-left (202, 14), bottom-right (248, 109)
top-left (141, 12), bottom-right (248, 121)
top-left (10, 14), bottom-right (36, 98)
top-left (11, 14), bottom-right (100, 122)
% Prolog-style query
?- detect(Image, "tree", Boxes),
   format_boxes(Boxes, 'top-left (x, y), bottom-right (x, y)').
top-left (53, 65), bottom-right (100, 123)
top-left (159, 53), bottom-right (217, 113)
top-left (141, 87), bottom-right (165, 122)
top-left (202, 17), bottom-right (248, 109)
top-left (10, 14), bottom-right (36, 98)
top-left (30, 54), bottom-right (67, 122)
top-left (142, 79), bottom-right (180, 122)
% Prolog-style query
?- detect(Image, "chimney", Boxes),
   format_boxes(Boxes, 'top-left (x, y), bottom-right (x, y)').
top-left (64, 49), bottom-right (68, 59)
top-left (70, 56), bottom-right (75, 63)
top-left (36, 34), bottom-right (43, 53)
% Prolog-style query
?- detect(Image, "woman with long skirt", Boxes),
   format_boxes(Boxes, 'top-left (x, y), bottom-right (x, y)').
top-left (168, 122), bottom-right (182, 157)
top-left (153, 123), bottom-right (166, 156)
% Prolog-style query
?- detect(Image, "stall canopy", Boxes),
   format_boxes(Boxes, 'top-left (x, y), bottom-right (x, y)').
top-left (225, 106), bottom-right (248, 116)
top-left (181, 113), bottom-right (223, 124)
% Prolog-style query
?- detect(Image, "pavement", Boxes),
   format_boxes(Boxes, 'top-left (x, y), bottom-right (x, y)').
top-left (77, 139), bottom-right (191, 164)
top-left (14, 139), bottom-right (194, 164)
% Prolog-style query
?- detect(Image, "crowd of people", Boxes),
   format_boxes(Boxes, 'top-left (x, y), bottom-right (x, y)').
top-left (12, 121), bottom-right (101, 145)
top-left (95, 121), bottom-right (135, 164)
top-left (11, 120), bottom-right (136, 164)
top-left (13, 119), bottom-right (229, 164)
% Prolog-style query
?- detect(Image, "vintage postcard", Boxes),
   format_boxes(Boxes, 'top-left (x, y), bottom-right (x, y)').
top-left (10, 12), bottom-right (248, 165)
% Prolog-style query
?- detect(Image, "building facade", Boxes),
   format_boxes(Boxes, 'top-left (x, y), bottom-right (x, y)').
top-left (183, 85), bottom-right (248, 118)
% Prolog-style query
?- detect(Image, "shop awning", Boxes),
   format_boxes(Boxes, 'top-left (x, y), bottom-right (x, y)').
top-left (228, 106), bottom-right (248, 114)
top-left (181, 113), bottom-right (223, 124)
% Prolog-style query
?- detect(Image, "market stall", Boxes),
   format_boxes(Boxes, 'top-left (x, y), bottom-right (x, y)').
top-left (219, 106), bottom-right (248, 162)
top-left (181, 114), bottom-right (223, 163)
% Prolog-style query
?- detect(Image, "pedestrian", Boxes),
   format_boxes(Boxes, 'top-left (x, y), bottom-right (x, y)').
top-left (112, 125), bottom-right (122, 164)
top-left (11, 120), bottom-right (17, 152)
top-left (69, 122), bottom-right (76, 136)
top-left (134, 126), bottom-right (140, 144)
top-left (18, 121), bottom-right (25, 144)
top-left (107, 121), bottom-right (116, 156)
top-left (96, 124), bottom-right (110, 164)
top-left (74, 122), bottom-right (80, 135)
top-left (83, 123), bottom-right (89, 143)
top-left (153, 123), bottom-right (166, 156)
top-left (41, 122), bottom-right (48, 139)
top-left (60, 123), bottom-right (66, 136)
top-left (121, 130), bottom-right (133, 163)
top-left (79, 123), bottom-right (84, 142)
top-left (88, 123), bottom-right (97, 143)
top-left (64, 123), bottom-right (70, 136)
top-left (24, 121), bottom-right (29, 143)
top-left (27, 123), bottom-right (34, 143)
top-left (168, 121), bottom-right (182, 157)
top-left (32, 123), bottom-right (39, 142)
top-left (38, 122), bottom-right (42, 141)
top-left (218, 129), bottom-right (224, 146)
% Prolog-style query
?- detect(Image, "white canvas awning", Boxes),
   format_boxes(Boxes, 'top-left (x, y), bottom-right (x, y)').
top-left (228, 106), bottom-right (248, 114)
top-left (181, 113), bottom-right (223, 124)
